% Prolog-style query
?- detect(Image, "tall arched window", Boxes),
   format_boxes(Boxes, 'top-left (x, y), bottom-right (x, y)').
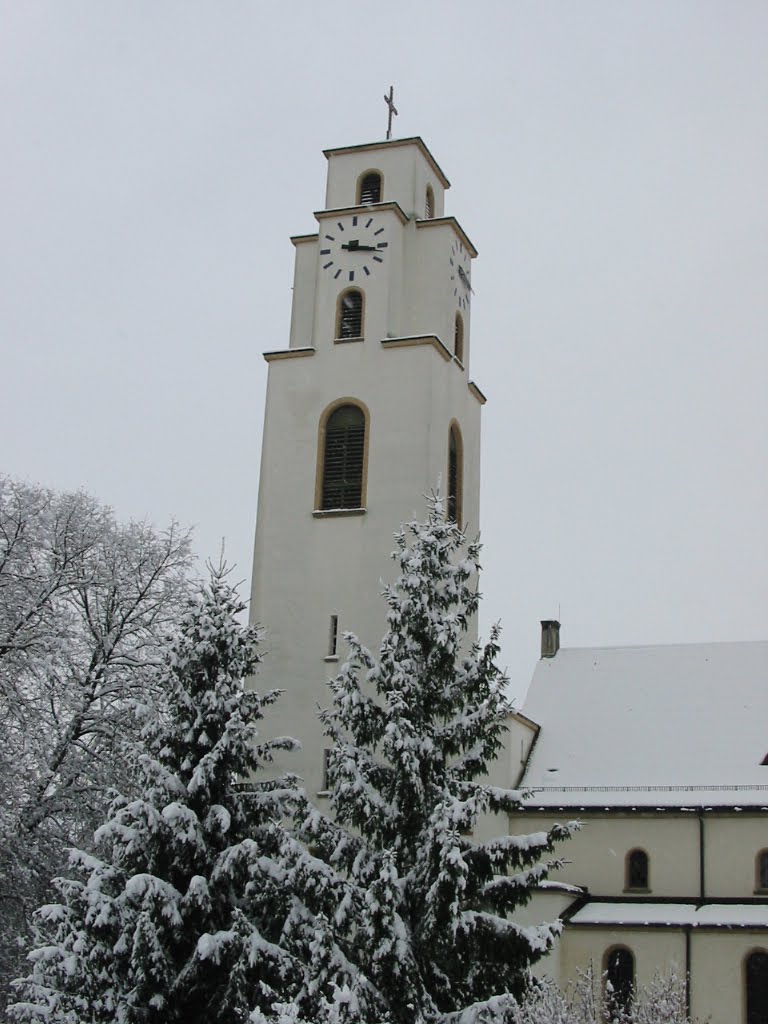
top-left (604, 947), bottom-right (634, 1019)
top-left (319, 403), bottom-right (367, 510)
top-left (425, 184), bottom-right (435, 219)
top-left (357, 171), bottom-right (382, 205)
top-left (454, 312), bottom-right (464, 362)
top-left (447, 423), bottom-right (463, 525)
top-left (337, 289), bottom-right (364, 339)
top-left (746, 951), bottom-right (768, 1024)
top-left (625, 848), bottom-right (650, 890)
top-left (757, 850), bottom-right (768, 891)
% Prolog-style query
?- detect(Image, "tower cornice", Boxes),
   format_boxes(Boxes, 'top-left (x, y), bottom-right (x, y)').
top-left (415, 216), bottom-right (478, 258)
top-left (314, 202), bottom-right (409, 226)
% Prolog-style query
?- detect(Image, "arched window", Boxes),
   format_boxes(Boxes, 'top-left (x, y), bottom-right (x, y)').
top-left (425, 184), bottom-right (435, 219)
top-left (746, 951), bottom-right (768, 1024)
top-left (357, 171), bottom-right (382, 205)
top-left (454, 312), bottom-right (464, 363)
top-left (337, 289), bottom-right (364, 339)
top-left (756, 850), bottom-right (768, 891)
top-left (625, 848), bottom-right (650, 890)
top-left (604, 947), bottom-right (634, 1019)
top-left (318, 403), bottom-right (366, 511)
top-left (447, 423), bottom-right (463, 525)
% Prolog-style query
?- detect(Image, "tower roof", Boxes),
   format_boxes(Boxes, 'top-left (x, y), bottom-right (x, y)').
top-left (323, 137), bottom-right (451, 189)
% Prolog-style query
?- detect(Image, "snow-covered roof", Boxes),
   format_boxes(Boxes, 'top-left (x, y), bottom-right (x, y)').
top-left (519, 641), bottom-right (768, 808)
top-left (569, 901), bottom-right (768, 929)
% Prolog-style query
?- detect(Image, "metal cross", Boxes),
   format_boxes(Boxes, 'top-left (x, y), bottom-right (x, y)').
top-left (383, 85), bottom-right (398, 140)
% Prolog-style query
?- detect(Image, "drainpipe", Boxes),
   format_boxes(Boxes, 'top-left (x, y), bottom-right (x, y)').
top-left (698, 812), bottom-right (706, 901)
top-left (685, 925), bottom-right (692, 1018)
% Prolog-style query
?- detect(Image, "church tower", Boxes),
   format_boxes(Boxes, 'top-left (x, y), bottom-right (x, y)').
top-left (249, 136), bottom-right (485, 793)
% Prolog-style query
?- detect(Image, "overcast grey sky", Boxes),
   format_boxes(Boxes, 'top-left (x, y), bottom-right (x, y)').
top-left (2, 1), bottom-right (766, 698)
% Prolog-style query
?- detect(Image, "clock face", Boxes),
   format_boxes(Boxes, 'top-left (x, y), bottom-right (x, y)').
top-left (319, 214), bottom-right (388, 283)
top-left (449, 238), bottom-right (471, 310)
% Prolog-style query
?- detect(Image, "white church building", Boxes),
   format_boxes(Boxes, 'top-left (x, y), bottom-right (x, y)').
top-left (248, 133), bottom-right (768, 1024)
top-left (506, 624), bottom-right (768, 1023)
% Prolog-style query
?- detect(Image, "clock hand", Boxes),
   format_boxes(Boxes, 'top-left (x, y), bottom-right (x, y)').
top-left (341, 241), bottom-right (377, 251)
top-left (457, 265), bottom-right (474, 293)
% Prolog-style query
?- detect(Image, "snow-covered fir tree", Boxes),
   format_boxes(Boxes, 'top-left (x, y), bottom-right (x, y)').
top-left (300, 496), bottom-right (575, 1024)
top-left (9, 566), bottom-right (373, 1024)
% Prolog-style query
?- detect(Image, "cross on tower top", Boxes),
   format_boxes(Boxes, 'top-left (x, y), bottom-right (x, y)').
top-left (383, 85), bottom-right (398, 140)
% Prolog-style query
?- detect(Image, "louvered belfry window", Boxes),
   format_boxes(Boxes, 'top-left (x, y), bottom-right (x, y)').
top-left (322, 405), bottom-right (365, 509)
top-left (359, 172), bottom-right (382, 205)
top-left (454, 312), bottom-right (464, 361)
top-left (339, 289), bottom-right (363, 338)
top-left (447, 426), bottom-right (461, 523)
top-left (425, 185), bottom-right (435, 219)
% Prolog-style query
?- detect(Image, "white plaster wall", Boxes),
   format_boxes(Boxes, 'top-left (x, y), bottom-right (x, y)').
top-left (251, 137), bottom-right (482, 794)
top-left (402, 221), bottom-right (474, 371)
top-left (516, 813), bottom-right (701, 898)
top-left (704, 815), bottom-right (767, 898)
top-left (504, 715), bottom-right (539, 787)
top-left (288, 240), bottom-right (317, 348)
top-left (560, 926), bottom-right (688, 996)
top-left (548, 922), bottom-right (768, 1024)
top-left (312, 208), bottom-right (406, 346)
top-left (324, 141), bottom-right (446, 219)
top-left (690, 930), bottom-right (768, 1024)
top-left (251, 341), bottom-right (482, 792)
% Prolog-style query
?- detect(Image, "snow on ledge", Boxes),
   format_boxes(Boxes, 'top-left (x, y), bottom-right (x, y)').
top-left (570, 901), bottom-right (768, 929)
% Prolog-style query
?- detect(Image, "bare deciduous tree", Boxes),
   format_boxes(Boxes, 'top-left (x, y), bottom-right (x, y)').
top-left (0, 475), bottom-right (195, 1013)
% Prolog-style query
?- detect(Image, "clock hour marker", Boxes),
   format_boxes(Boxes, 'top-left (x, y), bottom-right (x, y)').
top-left (320, 249), bottom-right (331, 255)
top-left (365, 218), bottom-right (373, 228)
top-left (376, 242), bottom-right (388, 248)
top-left (334, 269), bottom-right (342, 279)
top-left (352, 215), bottom-right (358, 226)
top-left (337, 222), bottom-right (345, 231)
top-left (374, 227), bottom-right (384, 236)
top-left (325, 234), bottom-right (334, 240)
top-left (363, 266), bottom-right (370, 276)
top-left (349, 270), bottom-right (355, 281)
top-left (372, 256), bottom-right (383, 263)
top-left (323, 262), bottom-right (333, 269)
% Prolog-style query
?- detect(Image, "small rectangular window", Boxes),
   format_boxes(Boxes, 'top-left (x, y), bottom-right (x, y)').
top-left (328, 614), bottom-right (338, 656)
top-left (322, 748), bottom-right (331, 791)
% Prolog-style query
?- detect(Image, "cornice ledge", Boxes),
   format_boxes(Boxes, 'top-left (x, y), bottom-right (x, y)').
top-left (468, 380), bottom-right (487, 405)
top-left (263, 347), bottom-right (316, 362)
top-left (312, 507), bottom-right (367, 519)
top-left (314, 201), bottom-right (409, 225)
top-left (380, 334), bottom-right (452, 362)
top-left (415, 216), bottom-right (478, 258)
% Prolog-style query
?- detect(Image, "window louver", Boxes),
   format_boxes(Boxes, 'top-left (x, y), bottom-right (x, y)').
top-left (359, 173), bottom-right (382, 204)
top-left (448, 428), bottom-right (459, 523)
top-left (425, 186), bottom-right (434, 219)
top-left (322, 405), bottom-right (365, 509)
top-left (339, 290), bottom-right (363, 338)
top-left (454, 313), bottom-right (464, 361)
top-left (448, 430), bottom-right (460, 528)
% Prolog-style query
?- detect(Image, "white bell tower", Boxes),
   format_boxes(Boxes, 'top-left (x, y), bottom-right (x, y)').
top-left (249, 137), bottom-right (485, 793)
